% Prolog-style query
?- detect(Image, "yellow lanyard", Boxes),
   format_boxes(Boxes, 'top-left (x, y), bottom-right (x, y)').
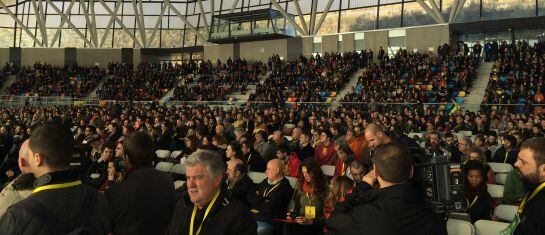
top-left (504, 151), bottom-right (509, 163)
top-left (32, 180), bottom-right (82, 194)
top-left (518, 182), bottom-right (545, 214)
top-left (341, 162), bottom-right (345, 176)
top-left (306, 192), bottom-right (313, 206)
top-left (189, 190), bottom-right (220, 235)
top-left (465, 196), bottom-right (478, 212)
top-left (264, 182), bottom-right (281, 197)
top-left (247, 153), bottom-right (252, 164)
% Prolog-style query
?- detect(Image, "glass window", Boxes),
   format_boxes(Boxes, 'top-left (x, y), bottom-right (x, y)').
top-left (540, 0), bottom-right (545, 15)
top-left (378, 3), bottom-right (401, 29)
top-left (454, 0), bottom-right (480, 22)
top-left (0, 28), bottom-right (13, 47)
top-left (313, 36), bottom-right (322, 53)
top-left (113, 28), bottom-right (134, 48)
top-left (314, 12), bottom-right (339, 35)
top-left (403, 2), bottom-right (435, 27)
top-left (161, 29), bottom-right (184, 48)
top-left (483, 0), bottom-right (536, 20)
top-left (60, 29), bottom-right (85, 47)
top-left (340, 7), bottom-right (377, 32)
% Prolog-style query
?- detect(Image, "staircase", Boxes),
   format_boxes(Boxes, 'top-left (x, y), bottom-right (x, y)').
top-left (330, 69), bottom-right (365, 107)
top-left (0, 75), bottom-right (17, 96)
top-left (463, 61), bottom-right (494, 112)
top-left (87, 76), bottom-right (110, 98)
top-left (160, 74), bottom-right (199, 103)
top-left (226, 71), bottom-right (271, 102)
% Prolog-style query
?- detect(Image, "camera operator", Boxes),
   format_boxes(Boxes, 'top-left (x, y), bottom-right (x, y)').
top-left (325, 143), bottom-right (446, 235)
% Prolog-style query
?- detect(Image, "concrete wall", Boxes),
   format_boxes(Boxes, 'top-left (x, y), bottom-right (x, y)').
top-left (322, 35), bottom-right (338, 53)
top-left (239, 39), bottom-right (289, 62)
top-left (406, 25), bottom-right (450, 55)
top-left (77, 48), bottom-right (121, 67)
top-left (204, 44), bottom-right (236, 62)
top-left (364, 30), bottom-right (388, 55)
top-left (342, 33), bottom-right (355, 52)
top-left (286, 38), bottom-right (303, 61)
top-left (0, 48), bottom-right (9, 66)
top-left (302, 37), bottom-right (313, 56)
top-left (133, 49), bottom-right (142, 66)
top-left (21, 48), bottom-right (65, 67)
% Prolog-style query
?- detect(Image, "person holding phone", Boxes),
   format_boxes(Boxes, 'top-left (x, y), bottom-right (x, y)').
top-left (284, 158), bottom-right (328, 235)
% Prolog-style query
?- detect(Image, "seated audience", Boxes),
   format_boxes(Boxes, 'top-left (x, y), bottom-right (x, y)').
top-left (463, 160), bottom-right (493, 223)
top-left (226, 159), bottom-right (255, 207)
top-left (276, 143), bottom-right (301, 178)
top-left (284, 158), bottom-right (328, 235)
top-left (167, 150), bottom-right (257, 235)
top-left (247, 159), bottom-right (294, 235)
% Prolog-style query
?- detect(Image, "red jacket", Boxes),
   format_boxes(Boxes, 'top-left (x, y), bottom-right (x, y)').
top-left (333, 158), bottom-right (349, 178)
top-left (314, 141), bottom-right (336, 165)
top-left (285, 153), bottom-right (301, 178)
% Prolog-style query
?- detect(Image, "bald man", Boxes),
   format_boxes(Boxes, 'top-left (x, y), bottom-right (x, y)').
top-left (364, 123), bottom-right (393, 150)
top-left (0, 140), bottom-right (35, 215)
top-left (248, 159), bottom-right (294, 235)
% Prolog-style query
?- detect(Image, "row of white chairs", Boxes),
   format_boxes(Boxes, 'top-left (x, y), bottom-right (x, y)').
top-left (448, 219), bottom-right (510, 235)
top-left (247, 171), bottom-right (298, 189)
top-left (156, 150), bottom-right (182, 160)
top-left (155, 162), bottom-right (186, 175)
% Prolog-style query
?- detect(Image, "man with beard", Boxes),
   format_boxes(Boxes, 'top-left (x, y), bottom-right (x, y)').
top-left (226, 159), bottom-right (255, 207)
top-left (511, 137), bottom-right (545, 235)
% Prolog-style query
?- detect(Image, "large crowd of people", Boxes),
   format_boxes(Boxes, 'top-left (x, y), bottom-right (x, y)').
top-left (483, 40), bottom-right (545, 110)
top-left (97, 62), bottom-right (190, 101)
top-left (250, 52), bottom-right (360, 103)
top-left (7, 63), bottom-right (105, 98)
top-left (342, 50), bottom-right (479, 104)
top-left (0, 42), bottom-right (545, 234)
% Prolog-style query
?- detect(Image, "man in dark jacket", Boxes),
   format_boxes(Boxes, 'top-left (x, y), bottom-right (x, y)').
top-left (492, 135), bottom-right (519, 166)
top-left (167, 150), bottom-right (257, 235)
top-left (105, 132), bottom-right (176, 235)
top-left (84, 142), bottom-right (115, 189)
top-left (241, 140), bottom-right (266, 172)
top-left (247, 159), bottom-right (293, 235)
top-left (513, 137), bottom-right (545, 235)
top-left (226, 159), bottom-right (255, 207)
top-left (0, 122), bottom-right (110, 234)
top-left (326, 143), bottom-right (446, 235)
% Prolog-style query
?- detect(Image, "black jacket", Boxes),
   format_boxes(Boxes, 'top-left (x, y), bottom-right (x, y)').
top-left (227, 174), bottom-right (255, 207)
top-left (105, 166), bottom-right (176, 235)
top-left (326, 182), bottom-right (447, 235)
top-left (514, 184), bottom-right (545, 235)
top-left (294, 144), bottom-right (315, 161)
top-left (84, 160), bottom-right (108, 189)
top-left (466, 193), bottom-right (492, 223)
top-left (0, 170), bottom-right (110, 234)
top-left (245, 151), bottom-right (266, 173)
top-left (166, 189), bottom-right (257, 235)
top-left (492, 147), bottom-right (518, 165)
top-left (247, 177), bottom-right (293, 224)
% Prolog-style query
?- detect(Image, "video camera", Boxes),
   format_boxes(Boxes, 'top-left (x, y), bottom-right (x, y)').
top-left (412, 151), bottom-right (465, 215)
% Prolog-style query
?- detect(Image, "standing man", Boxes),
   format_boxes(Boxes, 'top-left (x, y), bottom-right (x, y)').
top-left (106, 132), bottom-right (176, 235)
top-left (511, 137), bottom-right (545, 235)
top-left (0, 122), bottom-right (110, 234)
top-left (326, 143), bottom-right (446, 235)
top-left (167, 150), bottom-right (257, 235)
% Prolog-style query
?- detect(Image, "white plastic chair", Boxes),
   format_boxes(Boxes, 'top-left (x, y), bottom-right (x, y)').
top-left (321, 165), bottom-right (335, 177)
top-left (170, 150), bottom-right (183, 159)
top-left (447, 219), bottom-right (475, 235)
top-left (487, 184), bottom-right (504, 198)
top-left (487, 163), bottom-right (513, 174)
top-left (494, 205), bottom-right (518, 222)
top-left (155, 150), bottom-right (171, 159)
top-left (458, 131), bottom-right (473, 137)
top-left (286, 176), bottom-right (298, 189)
top-left (495, 174), bottom-right (508, 185)
top-left (155, 162), bottom-right (174, 173)
top-left (174, 180), bottom-right (185, 189)
top-left (248, 171), bottom-right (267, 184)
top-left (474, 220), bottom-right (509, 235)
top-left (171, 164), bottom-right (186, 175)
top-left (408, 133), bottom-right (423, 140)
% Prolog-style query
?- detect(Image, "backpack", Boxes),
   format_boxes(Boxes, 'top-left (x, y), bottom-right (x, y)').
top-left (15, 190), bottom-right (98, 235)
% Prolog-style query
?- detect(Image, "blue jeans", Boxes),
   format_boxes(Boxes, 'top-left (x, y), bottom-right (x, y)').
top-left (257, 221), bottom-right (274, 235)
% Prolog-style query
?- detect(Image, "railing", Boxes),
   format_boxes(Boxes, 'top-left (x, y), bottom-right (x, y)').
top-left (0, 95), bottom-right (543, 113)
